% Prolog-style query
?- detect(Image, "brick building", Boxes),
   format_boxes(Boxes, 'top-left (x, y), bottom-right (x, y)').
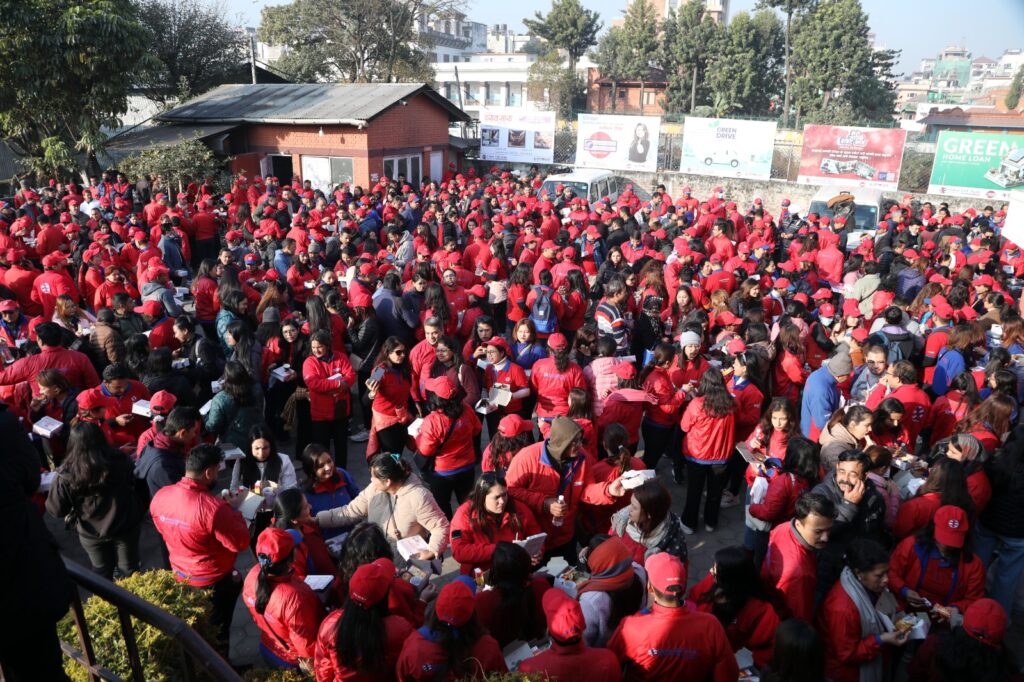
top-left (149, 83), bottom-right (470, 190)
top-left (586, 67), bottom-right (669, 116)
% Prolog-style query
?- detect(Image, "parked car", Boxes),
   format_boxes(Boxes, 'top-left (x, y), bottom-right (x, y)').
top-left (539, 169), bottom-right (651, 205)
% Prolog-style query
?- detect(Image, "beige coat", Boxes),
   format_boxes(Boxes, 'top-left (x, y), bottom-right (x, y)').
top-left (89, 320), bottom-right (125, 367)
top-left (818, 422), bottom-right (861, 472)
top-left (316, 474), bottom-right (450, 556)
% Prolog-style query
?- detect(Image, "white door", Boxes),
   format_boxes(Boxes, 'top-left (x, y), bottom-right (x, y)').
top-left (429, 151), bottom-right (443, 183)
top-left (300, 156), bottom-right (331, 193)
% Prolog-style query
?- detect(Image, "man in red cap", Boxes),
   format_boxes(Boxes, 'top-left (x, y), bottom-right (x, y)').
top-left (142, 192), bottom-right (169, 227)
top-left (32, 252), bottom-right (79, 319)
top-left (608, 552), bottom-right (737, 681)
top-left (518, 588), bottom-right (621, 681)
top-left (0, 322), bottom-right (98, 393)
top-left (136, 299), bottom-right (179, 351)
top-left (2, 248), bottom-right (42, 316)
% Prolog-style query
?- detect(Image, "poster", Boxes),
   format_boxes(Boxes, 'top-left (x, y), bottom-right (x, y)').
top-left (479, 108), bottom-right (556, 165)
top-left (1000, 189), bottom-right (1024, 250)
top-left (797, 124), bottom-right (907, 190)
top-left (680, 117), bottom-right (777, 180)
top-left (928, 131), bottom-right (1024, 200)
top-left (575, 113), bottom-right (661, 173)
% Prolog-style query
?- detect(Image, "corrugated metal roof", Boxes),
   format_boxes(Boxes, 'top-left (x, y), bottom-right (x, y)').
top-left (104, 123), bottom-right (238, 152)
top-left (156, 83), bottom-right (470, 125)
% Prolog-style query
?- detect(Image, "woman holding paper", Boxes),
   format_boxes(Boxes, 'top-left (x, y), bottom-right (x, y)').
top-left (449, 472), bottom-right (543, 575)
top-left (480, 336), bottom-right (530, 439)
top-left (364, 336), bottom-right (413, 458)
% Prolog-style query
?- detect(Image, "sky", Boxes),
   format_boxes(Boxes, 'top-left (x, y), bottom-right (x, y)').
top-left (224, 0), bottom-right (1024, 76)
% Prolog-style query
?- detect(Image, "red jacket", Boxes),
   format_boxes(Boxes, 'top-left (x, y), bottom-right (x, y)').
top-left (749, 472), bottom-right (811, 527)
top-left (147, 315), bottom-right (180, 352)
top-left (518, 639), bottom-right (622, 682)
top-left (816, 581), bottom-right (885, 682)
top-left (150, 477), bottom-right (249, 585)
top-left (242, 566), bottom-right (324, 664)
top-left (688, 573), bottom-right (780, 669)
top-left (641, 366), bottom-right (684, 427)
top-left (606, 603), bottom-right (739, 682)
top-left (449, 499), bottom-right (542, 574)
top-left (772, 350), bottom-right (808, 402)
top-left (314, 609), bottom-right (412, 682)
top-left (816, 244), bottom-right (844, 283)
top-left (0, 344), bottom-right (99, 392)
top-left (529, 357), bottom-right (587, 419)
top-left (865, 383), bottom-right (932, 446)
top-left (415, 403), bottom-right (481, 474)
top-left (967, 468), bottom-right (992, 514)
top-left (506, 441), bottom-right (615, 549)
top-left (483, 359), bottom-right (529, 415)
top-left (670, 357), bottom-right (710, 391)
top-left (680, 397), bottom-right (736, 465)
top-left (727, 377), bottom-right (764, 440)
top-left (191, 275), bottom-right (219, 322)
top-left (32, 270), bottom-right (79, 319)
top-left (598, 389), bottom-right (650, 445)
top-left (99, 379), bottom-right (152, 441)
top-left (302, 352), bottom-right (357, 421)
top-left (474, 575), bottom-right (550, 647)
top-left (93, 279), bottom-right (140, 312)
top-left (893, 492), bottom-right (941, 542)
top-left (888, 536), bottom-right (986, 614)
top-left (761, 521), bottom-right (818, 622)
top-left (192, 210), bottom-right (218, 241)
top-left (408, 339), bottom-right (436, 403)
top-left (4, 265), bottom-right (43, 315)
top-left (395, 629), bottom-right (506, 681)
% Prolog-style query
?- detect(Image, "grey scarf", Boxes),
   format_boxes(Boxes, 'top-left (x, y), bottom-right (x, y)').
top-left (839, 566), bottom-right (892, 682)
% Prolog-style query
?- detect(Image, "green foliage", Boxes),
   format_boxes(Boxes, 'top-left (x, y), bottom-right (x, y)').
top-left (57, 570), bottom-right (221, 682)
top-left (0, 0), bottom-right (157, 178)
top-left (118, 139), bottom-right (229, 195)
top-left (133, 0), bottom-right (247, 106)
top-left (790, 0), bottom-right (898, 126)
top-left (243, 669), bottom-right (310, 681)
top-left (259, 0), bottom-right (447, 83)
top-left (593, 28), bottom-right (629, 111)
top-left (465, 673), bottom-right (549, 681)
top-left (755, 0), bottom-right (817, 126)
top-left (1006, 65), bottom-right (1024, 111)
top-left (523, 0), bottom-right (602, 72)
top-left (527, 52), bottom-right (585, 120)
top-left (705, 10), bottom-right (785, 117)
top-left (659, 1), bottom-right (724, 113)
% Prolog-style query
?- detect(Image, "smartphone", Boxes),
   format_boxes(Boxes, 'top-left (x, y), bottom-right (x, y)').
top-left (370, 366), bottom-right (385, 383)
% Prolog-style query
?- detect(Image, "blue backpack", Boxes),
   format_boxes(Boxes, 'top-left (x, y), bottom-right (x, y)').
top-left (529, 285), bottom-right (558, 334)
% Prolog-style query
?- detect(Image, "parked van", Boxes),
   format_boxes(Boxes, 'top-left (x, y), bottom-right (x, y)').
top-left (538, 169), bottom-right (651, 204)
top-left (807, 186), bottom-right (890, 250)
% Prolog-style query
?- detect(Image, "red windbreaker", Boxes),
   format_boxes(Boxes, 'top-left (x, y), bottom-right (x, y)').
top-left (314, 609), bottom-right (412, 682)
top-left (888, 535), bottom-right (986, 614)
top-left (688, 573), bottom-right (780, 669)
top-left (760, 521), bottom-right (818, 622)
top-left (242, 567), bottom-right (324, 664)
top-left (415, 403), bottom-right (481, 474)
top-left (529, 357), bottom-right (586, 419)
top-left (302, 351), bottom-right (356, 421)
top-left (449, 499), bottom-right (542, 575)
top-left (816, 581), bottom-right (884, 682)
top-left (679, 397), bottom-right (736, 465)
top-left (518, 640), bottom-right (622, 682)
top-left (396, 629), bottom-right (506, 681)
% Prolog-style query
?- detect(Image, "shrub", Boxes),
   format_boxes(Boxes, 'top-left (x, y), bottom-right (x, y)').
top-left (58, 569), bottom-right (223, 682)
top-left (243, 669), bottom-right (310, 681)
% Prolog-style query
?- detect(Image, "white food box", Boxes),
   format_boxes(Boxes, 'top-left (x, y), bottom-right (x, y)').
top-left (39, 470), bottom-right (57, 493)
top-left (33, 416), bottom-right (63, 439)
top-left (211, 379), bottom-right (224, 394)
top-left (199, 398), bottom-right (214, 416)
top-left (131, 399), bottom-right (152, 418)
top-left (172, 358), bottom-right (190, 370)
top-left (620, 469), bottom-right (657, 490)
top-left (304, 575), bottom-right (335, 591)
top-left (270, 364), bottom-right (294, 382)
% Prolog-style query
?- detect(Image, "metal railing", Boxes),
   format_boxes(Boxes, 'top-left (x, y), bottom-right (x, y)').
top-left (60, 560), bottom-right (243, 682)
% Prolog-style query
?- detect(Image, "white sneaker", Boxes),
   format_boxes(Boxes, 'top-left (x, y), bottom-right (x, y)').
top-left (349, 429), bottom-right (370, 442)
top-left (720, 491), bottom-right (741, 508)
top-left (705, 524), bottom-right (716, 533)
top-left (680, 523), bottom-right (695, 535)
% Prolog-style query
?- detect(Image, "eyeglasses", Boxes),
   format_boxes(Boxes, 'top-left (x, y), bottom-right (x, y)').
top-left (392, 349), bottom-right (406, 356)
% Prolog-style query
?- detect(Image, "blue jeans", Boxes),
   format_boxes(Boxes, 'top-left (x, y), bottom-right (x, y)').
top-left (974, 522), bottom-right (1024, 619)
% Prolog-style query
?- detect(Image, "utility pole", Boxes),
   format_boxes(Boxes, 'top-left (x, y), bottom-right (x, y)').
top-left (454, 65), bottom-right (467, 138)
top-left (250, 33), bottom-right (258, 85)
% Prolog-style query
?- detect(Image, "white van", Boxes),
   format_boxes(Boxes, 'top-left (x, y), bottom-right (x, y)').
top-left (806, 187), bottom-right (889, 250)
top-left (538, 169), bottom-right (651, 205)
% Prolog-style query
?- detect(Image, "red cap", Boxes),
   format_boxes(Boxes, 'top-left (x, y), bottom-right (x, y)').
top-left (486, 337), bottom-right (511, 357)
top-left (436, 581), bottom-right (475, 627)
top-left (255, 527), bottom-right (297, 565)
top-left (547, 333), bottom-right (569, 351)
top-left (818, 303), bottom-right (835, 318)
top-left (645, 552), bottom-right (686, 595)
top-left (934, 505), bottom-right (968, 548)
top-left (963, 598), bottom-right (1007, 646)
top-left (613, 362), bottom-right (637, 380)
top-left (793, 292), bottom-right (810, 306)
top-left (0, 299), bottom-right (18, 312)
top-left (929, 274), bottom-right (952, 285)
top-left (348, 558), bottom-right (395, 607)
top-left (737, 242), bottom-right (750, 253)
top-left (424, 375), bottom-right (457, 400)
top-left (773, 277), bottom-right (791, 289)
top-left (358, 262), bottom-right (375, 276)
top-left (933, 301), bottom-right (955, 320)
top-left (416, 244), bottom-right (432, 256)
top-left (842, 300), bottom-right (863, 318)
top-left (974, 275), bottom-right (995, 288)
top-left (498, 414), bottom-right (533, 438)
top-left (541, 240), bottom-right (557, 251)
top-left (471, 227), bottom-right (485, 238)
top-left (903, 249), bottom-right (919, 260)
top-left (850, 328), bottom-right (869, 343)
top-left (134, 300), bottom-right (164, 317)
top-left (726, 338), bottom-right (747, 355)
top-left (812, 288), bottom-right (832, 301)
top-left (716, 311), bottom-right (741, 326)
top-left (77, 388), bottom-right (111, 411)
top-left (542, 588), bottom-right (586, 642)
top-left (586, 225), bottom-right (601, 239)
top-left (468, 284), bottom-right (487, 298)
top-left (5, 248), bottom-right (24, 262)
top-left (149, 390), bottom-right (177, 415)
top-left (561, 247), bottom-right (575, 260)
top-left (225, 230), bottom-right (242, 242)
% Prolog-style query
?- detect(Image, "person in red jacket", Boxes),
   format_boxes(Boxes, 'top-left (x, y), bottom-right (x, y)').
top-left (150, 444), bottom-right (250, 642)
top-left (889, 505), bottom-right (986, 621)
top-left (518, 586), bottom-right (622, 682)
top-left (0, 322), bottom-right (99, 393)
top-left (314, 557), bottom-right (413, 682)
top-left (32, 252), bottom-right (79, 320)
top-left (395, 579), bottom-right (507, 681)
top-left (608, 552), bottom-right (738, 682)
top-left (449, 472), bottom-right (542, 575)
top-left (302, 329), bottom-right (356, 468)
top-left (747, 435), bottom-right (819, 566)
top-left (761, 492), bottom-right (835, 622)
top-left (817, 538), bottom-right (910, 682)
top-left (864, 360), bottom-right (932, 446)
top-left (679, 368), bottom-right (737, 533)
top-left (688, 546), bottom-right (780, 669)
top-left (529, 333), bottom-right (587, 422)
top-left (907, 598), bottom-right (1022, 682)
top-left (506, 416), bottom-right (625, 563)
top-left (415, 374), bottom-right (482, 518)
top-left (92, 266), bottom-right (140, 312)
top-left (190, 260), bottom-right (220, 328)
top-left (893, 456), bottom-right (973, 541)
top-left (639, 343), bottom-right (686, 474)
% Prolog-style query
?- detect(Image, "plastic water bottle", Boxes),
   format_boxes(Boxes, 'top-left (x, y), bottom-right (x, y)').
top-left (551, 495), bottom-right (565, 527)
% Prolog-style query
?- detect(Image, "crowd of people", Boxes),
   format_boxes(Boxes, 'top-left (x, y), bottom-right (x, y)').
top-left (4, 165), bottom-right (1024, 682)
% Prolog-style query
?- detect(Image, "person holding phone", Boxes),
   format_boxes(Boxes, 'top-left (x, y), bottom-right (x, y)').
top-left (364, 336), bottom-right (413, 459)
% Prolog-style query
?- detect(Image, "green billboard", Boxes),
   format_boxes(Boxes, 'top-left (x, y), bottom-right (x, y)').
top-left (928, 130), bottom-right (1024, 200)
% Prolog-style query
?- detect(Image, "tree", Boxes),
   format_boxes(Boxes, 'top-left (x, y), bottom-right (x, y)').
top-left (524, 0), bottom-right (602, 74)
top-left (1006, 65), bottom-right (1024, 110)
top-left (659, 1), bottom-right (724, 113)
top-left (619, 0), bottom-right (660, 113)
top-left (756, 0), bottom-right (816, 128)
top-left (133, 0), bottom-right (247, 106)
top-left (259, 0), bottom-right (456, 83)
top-left (118, 139), bottom-right (228, 195)
top-left (527, 52), bottom-right (584, 119)
top-left (593, 28), bottom-right (629, 112)
top-left (790, 0), bottom-right (898, 126)
top-left (0, 0), bottom-right (155, 179)
top-left (705, 10), bottom-right (785, 117)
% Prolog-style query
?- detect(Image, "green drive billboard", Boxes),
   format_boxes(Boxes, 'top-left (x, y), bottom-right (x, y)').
top-left (928, 130), bottom-right (1024, 201)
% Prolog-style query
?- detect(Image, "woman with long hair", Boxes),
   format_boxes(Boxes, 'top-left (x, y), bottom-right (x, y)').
top-left (302, 329), bottom-right (357, 468)
top-left (475, 542), bottom-right (549, 647)
top-left (748, 436), bottom-right (821, 567)
top-left (689, 546), bottom-right (780, 669)
top-left (52, 294), bottom-right (95, 339)
top-left (30, 368), bottom-right (79, 466)
top-left (313, 557), bottom-right (412, 682)
top-left (190, 258), bottom-right (220, 337)
top-left (679, 368), bottom-right (737, 534)
top-left (449, 472), bottom-right (542, 575)
top-left (929, 371), bottom-right (981, 446)
top-left (45, 421), bottom-right (143, 579)
top-left (481, 414), bottom-right (534, 474)
top-left (577, 535), bottom-right (646, 647)
top-left (396, 580), bottom-right (506, 680)
top-left (426, 335), bottom-right (480, 409)
top-left (225, 318), bottom-right (263, 383)
top-left (609, 478), bottom-right (689, 566)
top-left (772, 323), bottom-right (809, 402)
top-left (506, 262), bottom-right (534, 336)
top-left (304, 294), bottom-right (346, 354)
top-left (869, 397), bottom-right (908, 450)
top-left (894, 456), bottom-right (975, 541)
top-left (272, 488), bottom-right (335, 580)
top-left (956, 393), bottom-right (1016, 453)
top-left (415, 374), bottom-right (482, 517)
top-left (365, 336), bottom-right (413, 458)
top-left (141, 347), bottom-right (195, 407)
top-left (638, 342), bottom-right (685, 473)
top-left (1000, 316), bottom-right (1024, 355)
top-left (300, 442), bottom-right (359, 542)
top-left (419, 282), bottom-right (455, 339)
top-left (242, 527), bottom-right (325, 672)
top-left (932, 322), bottom-right (985, 397)
top-left (510, 318), bottom-right (548, 376)
top-left (560, 269), bottom-right (590, 341)
top-left (261, 315), bottom-right (308, 440)
top-left (760, 619), bottom-right (826, 682)
top-left (745, 397), bottom-right (800, 463)
top-left (349, 304), bottom-right (381, 441)
top-left (818, 405), bottom-right (874, 472)
top-left (203, 360), bottom-right (264, 450)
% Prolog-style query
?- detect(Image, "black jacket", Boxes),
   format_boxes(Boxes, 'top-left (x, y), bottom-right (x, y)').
top-left (981, 447), bottom-right (1024, 538)
top-left (46, 450), bottom-right (143, 539)
top-left (134, 441), bottom-right (186, 499)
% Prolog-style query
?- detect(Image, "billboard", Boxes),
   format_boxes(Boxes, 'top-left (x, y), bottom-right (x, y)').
top-left (680, 117), bottom-right (777, 180)
top-left (479, 108), bottom-right (557, 165)
top-left (575, 114), bottom-right (661, 173)
top-left (797, 124), bottom-right (908, 190)
top-left (928, 131), bottom-right (1024, 200)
